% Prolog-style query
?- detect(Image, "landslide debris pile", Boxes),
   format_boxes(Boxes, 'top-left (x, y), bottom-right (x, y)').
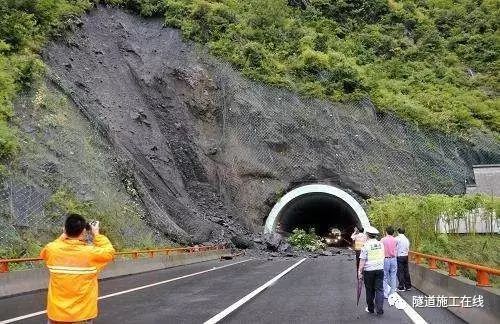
top-left (38, 7), bottom-right (499, 244)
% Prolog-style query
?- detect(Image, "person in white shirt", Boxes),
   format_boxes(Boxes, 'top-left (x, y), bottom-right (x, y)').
top-left (395, 227), bottom-right (412, 291)
top-left (358, 226), bottom-right (384, 316)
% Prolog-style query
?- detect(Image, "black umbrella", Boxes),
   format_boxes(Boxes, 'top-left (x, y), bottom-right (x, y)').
top-left (356, 278), bottom-right (363, 306)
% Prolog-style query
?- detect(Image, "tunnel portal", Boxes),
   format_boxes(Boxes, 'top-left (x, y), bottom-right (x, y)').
top-left (264, 184), bottom-right (370, 245)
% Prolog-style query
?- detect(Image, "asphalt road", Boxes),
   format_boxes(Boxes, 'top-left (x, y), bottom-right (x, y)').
top-left (0, 254), bottom-right (465, 324)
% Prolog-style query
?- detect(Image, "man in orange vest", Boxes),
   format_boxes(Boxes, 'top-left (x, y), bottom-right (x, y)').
top-left (351, 226), bottom-right (367, 275)
top-left (40, 213), bottom-right (115, 324)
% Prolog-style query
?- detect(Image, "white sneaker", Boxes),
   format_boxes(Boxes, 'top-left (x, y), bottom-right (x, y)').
top-left (388, 293), bottom-right (397, 306)
top-left (395, 298), bottom-right (406, 310)
top-left (365, 307), bottom-right (374, 314)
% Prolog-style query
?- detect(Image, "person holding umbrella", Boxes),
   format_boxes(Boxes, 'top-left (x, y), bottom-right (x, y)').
top-left (357, 226), bottom-right (385, 315)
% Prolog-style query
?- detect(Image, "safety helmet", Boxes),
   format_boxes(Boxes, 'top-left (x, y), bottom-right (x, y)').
top-left (364, 225), bottom-right (379, 235)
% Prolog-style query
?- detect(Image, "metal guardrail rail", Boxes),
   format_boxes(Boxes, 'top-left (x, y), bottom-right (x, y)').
top-left (0, 245), bottom-right (226, 273)
top-left (409, 251), bottom-right (500, 287)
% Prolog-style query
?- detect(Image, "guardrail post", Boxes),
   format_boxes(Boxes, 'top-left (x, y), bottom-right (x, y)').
top-left (447, 262), bottom-right (458, 276)
top-left (132, 251), bottom-right (139, 259)
top-left (476, 270), bottom-right (491, 287)
top-left (414, 255), bottom-right (421, 265)
top-left (0, 261), bottom-right (8, 273)
top-left (428, 258), bottom-right (437, 270)
top-left (149, 251), bottom-right (155, 258)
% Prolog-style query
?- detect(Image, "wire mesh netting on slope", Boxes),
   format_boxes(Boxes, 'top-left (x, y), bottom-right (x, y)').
top-left (211, 61), bottom-right (500, 200)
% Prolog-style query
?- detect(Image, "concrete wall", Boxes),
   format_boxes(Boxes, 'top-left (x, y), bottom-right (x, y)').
top-left (436, 209), bottom-right (499, 234)
top-left (0, 249), bottom-right (229, 298)
top-left (466, 164), bottom-right (500, 196)
top-left (410, 263), bottom-right (500, 324)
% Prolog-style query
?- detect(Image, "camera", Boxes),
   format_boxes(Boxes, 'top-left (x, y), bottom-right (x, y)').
top-left (85, 220), bottom-right (99, 231)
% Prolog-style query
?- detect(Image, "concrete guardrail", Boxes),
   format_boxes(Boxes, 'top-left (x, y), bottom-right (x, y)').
top-left (0, 248), bottom-right (229, 298)
top-left (409, 263), bottom-right (500, 324)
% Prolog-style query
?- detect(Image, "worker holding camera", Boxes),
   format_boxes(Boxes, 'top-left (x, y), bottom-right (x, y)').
top-left (40, 213), bottom-right (115, 324)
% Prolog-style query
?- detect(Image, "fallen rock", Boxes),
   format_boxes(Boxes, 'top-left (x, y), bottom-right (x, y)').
top-left (264, 232), bottom-right (283, 251)
top-left (278, 242), bottom-right (292, 253)
top-left (231, 235), bottom-right (254, 249)
top-left (252, 237), bottom-right (263, 244)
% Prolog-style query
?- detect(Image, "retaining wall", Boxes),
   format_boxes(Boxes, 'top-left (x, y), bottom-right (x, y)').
top-left (0, 249), bottom-right (229, 298)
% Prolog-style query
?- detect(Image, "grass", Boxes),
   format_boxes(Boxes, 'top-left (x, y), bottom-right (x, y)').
top-left (0, 0), bottom-right (93, 162)
top-left (0, 80), bottom-right (163, 259)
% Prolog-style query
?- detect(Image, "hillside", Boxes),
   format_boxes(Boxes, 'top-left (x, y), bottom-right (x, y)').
top-left (157, 0), bottom-right (499, 134)
top-left (37, 8), bottom-right (500, 239)
top-left (0, 2), bottom-right (499, 256)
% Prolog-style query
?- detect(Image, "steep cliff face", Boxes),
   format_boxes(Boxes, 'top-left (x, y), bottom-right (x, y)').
top-left (41, 7), bottom-right (499, 241)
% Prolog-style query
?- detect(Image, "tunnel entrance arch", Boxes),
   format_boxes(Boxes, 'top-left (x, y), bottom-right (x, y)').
top-left (264, 184), bottom-right (370, 237)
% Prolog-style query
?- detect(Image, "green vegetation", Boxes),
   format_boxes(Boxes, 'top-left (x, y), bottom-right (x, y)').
top-left (4, 0), bottom-right (497, 139)
top-left (288, 228), bottom-right (326, 251)
top-left (0, 0), bottom-right (93, 162)
top-left (46, 188), bottom-right (156, 251)
top-left (1, 0), bottom-right (499, 164)
top-left (419, 234), bottom-right (499, 286)
top-left (0, 80), bottom-right (161, 259)
top-left (368, 194), bottom-right (500, 285)
top-left (108, 0), bottom-right (499, 135)
top-left (368, 193), bottom-right (499, 246)
top-left (0, 187), bottom-right (157, 259)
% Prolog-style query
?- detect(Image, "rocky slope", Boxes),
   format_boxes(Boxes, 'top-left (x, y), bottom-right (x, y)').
top-left (38, 7), bottom-right (499, 243)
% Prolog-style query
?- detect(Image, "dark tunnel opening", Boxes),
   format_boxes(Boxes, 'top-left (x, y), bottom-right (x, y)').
top-left (276, 193), bottom-right (360, 247)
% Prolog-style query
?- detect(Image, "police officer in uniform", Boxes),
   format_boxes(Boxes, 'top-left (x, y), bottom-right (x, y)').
top-left (357, 225), bottom-right (384, 315)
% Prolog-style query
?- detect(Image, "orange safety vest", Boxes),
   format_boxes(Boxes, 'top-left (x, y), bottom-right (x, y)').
top-left (352, 232), bottom-right (368, 251)
top-left (40, 234), bottom-right (115, 322)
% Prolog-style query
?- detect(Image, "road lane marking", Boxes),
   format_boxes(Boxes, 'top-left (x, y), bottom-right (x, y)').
top-left (99, 258), bottom-right (252, 299)
top-left (394, 292), bottom-right (428, 324)
top-left (0, 258), bottom-right (253, 324)
top-left (204, 257), bottom-right (307, 324)
top-left (0, 311), bottom-right (47, 324)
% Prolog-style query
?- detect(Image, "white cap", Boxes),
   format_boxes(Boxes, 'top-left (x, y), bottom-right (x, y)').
top-left (365, 225), bottom-right (379, 235)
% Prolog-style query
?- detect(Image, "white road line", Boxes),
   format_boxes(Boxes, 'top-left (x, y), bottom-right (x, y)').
top-left (204, 257), bottom-right (307, 324)
top-left (0, 311), bottom-right (47, 324)
top-left (395, 292), bottom-right (428, 324)
top-left (0, 258), bottom-right (253, 324)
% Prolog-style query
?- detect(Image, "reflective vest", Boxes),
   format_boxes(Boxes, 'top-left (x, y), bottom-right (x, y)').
top-left (360, 239), bottom-right (384, 271)
top-left (352, 232), bottom-right (368, 250)
top-left (40, 234), bottom-right (115, 322)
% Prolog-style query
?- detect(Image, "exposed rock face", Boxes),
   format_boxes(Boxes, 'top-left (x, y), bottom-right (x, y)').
top-left (43, 7), bottom-right (500, 241)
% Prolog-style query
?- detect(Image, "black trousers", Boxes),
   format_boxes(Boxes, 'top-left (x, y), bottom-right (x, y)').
top-left (363, 269), bottom-right (384, 314)
top-left (397, 256), bottom-right (412, 289)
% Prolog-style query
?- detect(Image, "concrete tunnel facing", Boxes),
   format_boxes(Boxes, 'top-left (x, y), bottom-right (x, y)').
top-left (264, 184), bottom-right (371, 246)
